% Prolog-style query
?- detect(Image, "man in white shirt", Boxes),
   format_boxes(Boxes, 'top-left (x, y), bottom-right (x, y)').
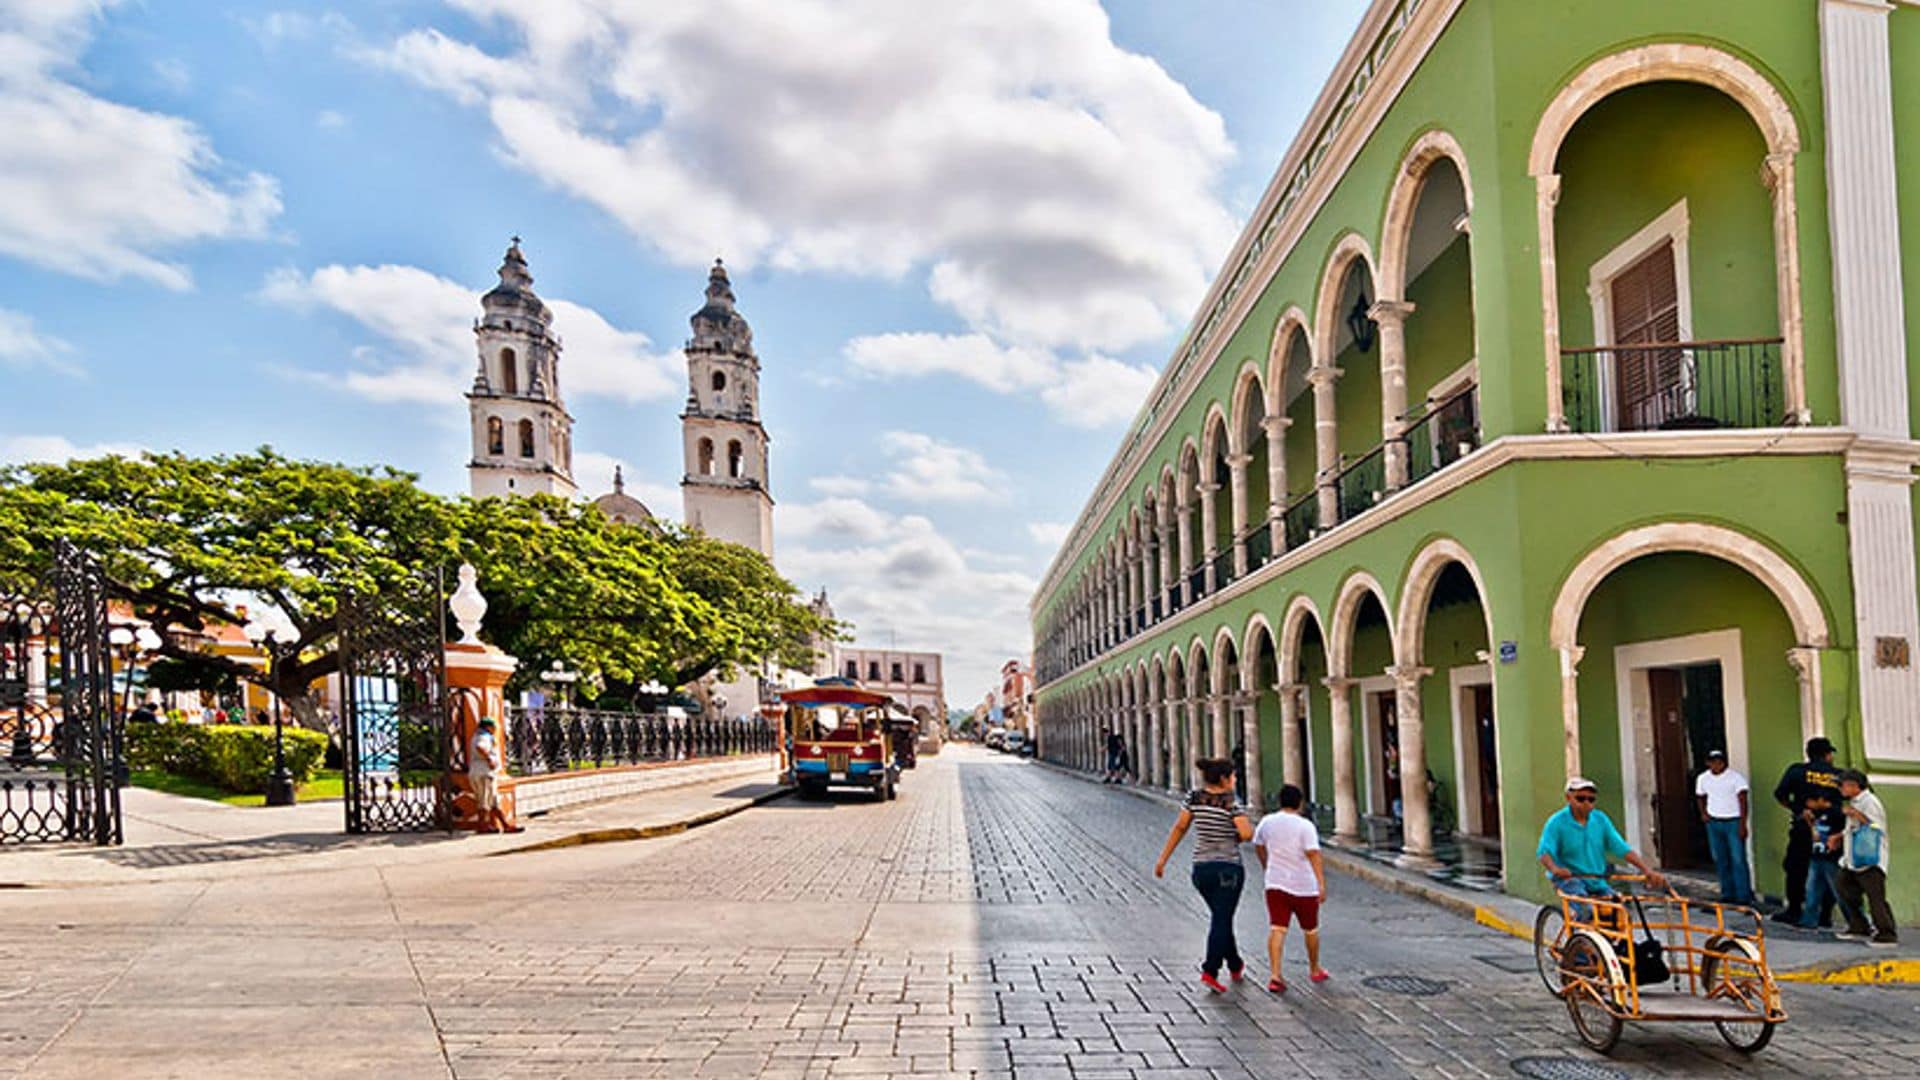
top-left (468, 716), bottom-right (520, 833)
top-left (1251, 784), bottom-right (1329, 993)
top-left (1694, 750), bottom-right (1753, 905)
top-left (1834, 769), bottom-right (1897, 946)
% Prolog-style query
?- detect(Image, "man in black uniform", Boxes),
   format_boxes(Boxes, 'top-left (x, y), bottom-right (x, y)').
top-left (1771, 736), bottom-right (1841, 924)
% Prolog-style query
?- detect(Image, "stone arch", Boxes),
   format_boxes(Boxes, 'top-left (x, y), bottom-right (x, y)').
top-left (1279, 594), bottom-right (1326, 685)
top-left (1395, 537), bottom-right (1496, 667)
top-left (1312, 232), bottom-right (1380, 370)
top-left (1211, 625), bottom-right (1241, 696)
top-left (1329, 570), bottom-right (1396, 679)
top-left (1529, 42), bottom-right (1808, 428)
top-left (1549, 522), bottom-right (1830, 651)
top-left (1200, 403), bottom-right (1233, 466)
top-left (1266, 306), bottom-right (1316, 408)
top-left (1379, 130), bottom-right (1476, 302)
top-left (1229, 362), bottom-right (1267, 455)
top-left (1185, 636), bottom-right (1212, 697)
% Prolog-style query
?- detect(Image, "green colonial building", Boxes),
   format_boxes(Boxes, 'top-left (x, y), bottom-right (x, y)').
top-left (1029, 0), bottom-right (1920, 921)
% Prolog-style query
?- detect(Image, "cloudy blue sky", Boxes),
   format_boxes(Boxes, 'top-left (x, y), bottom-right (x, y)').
top-left (0, 0), bottom-right (1369, 704)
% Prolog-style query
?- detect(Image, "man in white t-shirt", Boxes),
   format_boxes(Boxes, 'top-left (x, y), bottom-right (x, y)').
top-left (1251, 784), bottom-right (1329, 992)
top-left (1694, 750), bottom-right (1753, 905)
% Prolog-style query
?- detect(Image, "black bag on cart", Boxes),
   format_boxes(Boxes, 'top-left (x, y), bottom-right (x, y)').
top-left (1612, 894), bottom-right (1671, 985)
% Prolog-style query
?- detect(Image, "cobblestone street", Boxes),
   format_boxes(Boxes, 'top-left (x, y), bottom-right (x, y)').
top-left (4, 746), bottom-right (1915, 1078)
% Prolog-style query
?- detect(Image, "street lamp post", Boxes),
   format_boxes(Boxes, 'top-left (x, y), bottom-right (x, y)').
top-left (542, 659), bottom-right (578, 710)
top-left (243, 620), bottom-right (297, 807)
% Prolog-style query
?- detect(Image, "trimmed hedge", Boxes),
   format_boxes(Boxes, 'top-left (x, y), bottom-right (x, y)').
top-left (128, 723), bottom-right (329, 794)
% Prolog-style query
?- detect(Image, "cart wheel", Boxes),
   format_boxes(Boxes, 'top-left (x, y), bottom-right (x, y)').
top-left (1701, 937), bottom-right (1775, 1054)
top-left (885, 778), bottom-right (898, 801)
top-left (1533, 904), bottom-right (1566, 994)
top-left (1560, 930), bottom-right (1624, 1055)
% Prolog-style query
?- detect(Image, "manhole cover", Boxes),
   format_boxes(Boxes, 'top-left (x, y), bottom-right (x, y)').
top-left (1510, 1057), bottom-right (1630, 1080)
top-left (1476, 953), bottom-right (1537, 974)
top-left (1361, 974), bottom-right (1450, 996)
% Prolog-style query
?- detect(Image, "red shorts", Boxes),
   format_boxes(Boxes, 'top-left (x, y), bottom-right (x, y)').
top-left (1265, 888), bottom-right (1321, 930)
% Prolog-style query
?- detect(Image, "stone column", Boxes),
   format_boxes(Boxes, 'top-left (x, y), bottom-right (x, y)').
top-left (1279, 683), bottom-right (1306, 789)
top-left (444, 577), bottom-right (521, 832)
top-left (1198, 481), bottom-right (1222, 593)
top-left (1308, 364), bottom-right (1342, 526)
top-left (1146, 695), bottom-right (1163, 788)
top-left (1210, 690), bottom-right (1231, 766)
top-left (1388, 664), bottom-right (1437, 866)
top-left (1263, 415), bottom-right (1290, 554)
top-left (1787, 647), bottom-right (1826, 747)
top-left (1164, 696), bottom-right (1185, 791)
top-left (1372, 300), bottom-right (1416, 490)
top-left (1238, 690), bottom-right (1264, 812)
top-left (1227, 452), bottom-right (1252, 577)
top-left (1186, 694), bottom-right (1205, 781)
top-left (1558, 645), bottom-right (1585, 778)
top-left (1535, 173), bottom-right (1568, 432)
top-left (1156, 518), bottom-right (1175, 615)
top-left (1176, 495), bottom-right (1196, 605)
top-left (1325, 676), bottom-right (1360, 843)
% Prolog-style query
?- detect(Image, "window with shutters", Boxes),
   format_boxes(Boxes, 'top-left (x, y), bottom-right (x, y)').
top-left (1587, 201), bottom-right (1695, 433)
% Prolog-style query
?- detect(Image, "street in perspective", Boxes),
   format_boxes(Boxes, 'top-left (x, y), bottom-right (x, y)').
top-left (4, 0), bottom-right (1920, 1077)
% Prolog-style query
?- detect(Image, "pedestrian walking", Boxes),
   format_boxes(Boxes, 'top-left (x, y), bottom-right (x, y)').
top-left (1155, 757), bottom-right (1254, 993)
top-left (1105, 729), bottom-right (1128, 785)
top-left (1694, 750), bottom-right (1754, 905)
top-left (1770, 736), bottom-right (1840, 924)
top-left (467, 716), bottom-right (521, 834)
top-left (1833, 769), bottom-right (1897, 946)
top-left (1252, 784), bottom-right (1329, 992)
top-left (1797, 787), bottom-right (1849, 930)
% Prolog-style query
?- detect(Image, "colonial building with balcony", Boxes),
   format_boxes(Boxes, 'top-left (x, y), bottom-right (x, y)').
top-left (1029, 0), bottom-right (1920, 920)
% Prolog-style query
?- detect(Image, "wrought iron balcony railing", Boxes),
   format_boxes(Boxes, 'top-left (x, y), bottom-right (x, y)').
top-left (1335, 445), bottom-right (1386, 522)
top-left (1244, 523), bottom-right (1273, 570)
top-left (1212, 547), bottom-right (1237, 590)
top-left (1403, 384), bottom-right (1481, 486)
top-left (1282, 491), bottom-right (1319, 551)
top-left (1561, 338), bottom-right (1784, 433)
top-left (1188, 567), bottom-right (1207, 602)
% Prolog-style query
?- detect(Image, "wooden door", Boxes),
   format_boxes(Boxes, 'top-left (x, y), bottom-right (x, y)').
top-left (1610, 239), bottom-right (1686, 430)
top-left (1648, 668), bottom-right (1700, 869)
top-left (1374, 690), bottom-right (1401, 815)
top-left (1472, 684), bottom-right (1500, 838)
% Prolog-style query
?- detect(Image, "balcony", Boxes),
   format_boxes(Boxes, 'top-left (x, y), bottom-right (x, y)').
top-left (1244, 523), bottom-right (1273, 570)
top-left (1212, 548), bottom-right (1236, 591)
top-left (1404, 384), bottom-right (1481, 485)
top-left (1188, 567), bottom-right (1207, 602)
top-left (1283, 491), bottom-right (1319, 550)
top-left (1561, 338), bottom-right (1784, 433)
top-left (1335, 445), bottom-right (1386, 522)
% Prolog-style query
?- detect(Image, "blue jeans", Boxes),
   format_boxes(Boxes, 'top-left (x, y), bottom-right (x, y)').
top-left (1799, 859), bottom-right (1850, 929)
top-left (1555, 876), bottom-right (1617, 924)
top-left (1705, 818), bottom-right (1754, 904)
top-left (1191, 861), bottom-right (1245, 977)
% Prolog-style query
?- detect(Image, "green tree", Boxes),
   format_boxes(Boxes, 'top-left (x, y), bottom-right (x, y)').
top-left (0, 450), bottom-right (841, 724)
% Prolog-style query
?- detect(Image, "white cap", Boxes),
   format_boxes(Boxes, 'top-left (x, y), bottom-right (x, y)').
top-left (1565, 777), bottom-right (1598, 793)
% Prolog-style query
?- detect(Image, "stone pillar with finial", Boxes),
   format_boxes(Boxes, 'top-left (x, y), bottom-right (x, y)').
top-left (445, 563), bottom-right (521, 830)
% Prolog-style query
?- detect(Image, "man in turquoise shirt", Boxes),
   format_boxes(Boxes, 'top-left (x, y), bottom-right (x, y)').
top-left (1538, 777), bottom-right (1667, 913)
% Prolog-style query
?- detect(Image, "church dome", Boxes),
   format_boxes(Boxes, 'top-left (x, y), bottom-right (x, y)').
top-left (690, 259), bottom-right (753, 353)
top-left (590, 467), bottom-right (657, 529)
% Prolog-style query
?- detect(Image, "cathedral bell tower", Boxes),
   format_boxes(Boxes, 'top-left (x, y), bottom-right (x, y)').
top-left (681, 259), bottom-right (774, 554)
top-left (467, 239), bottom-right (576, 499)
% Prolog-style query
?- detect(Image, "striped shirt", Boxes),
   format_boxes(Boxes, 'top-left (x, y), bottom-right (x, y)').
top-left (1186, 788), bottom-right (1246, 864)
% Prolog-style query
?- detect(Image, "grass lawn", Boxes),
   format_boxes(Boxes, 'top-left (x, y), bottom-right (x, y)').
top-left (130, 768), bottom-right (345, 806)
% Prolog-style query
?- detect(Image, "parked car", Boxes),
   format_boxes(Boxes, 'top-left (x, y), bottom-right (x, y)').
top-left (1003, 730), bottom-right (1026, 756)
top-left (986, 727), bottom-right (1007, 750)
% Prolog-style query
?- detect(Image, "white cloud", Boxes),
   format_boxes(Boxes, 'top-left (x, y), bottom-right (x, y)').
top-left (778, 497), bottom-right (892, 544)
top-left (367, 0), bottom-right (1237, 354)
top-left (0, 307), bottom-right (80, 375)
top-left (0, 3), bottom-right (281, 289)
top-left (315, 109), bottom-right (349, 130)
top-left (879, 431), bottom-right (1005, 505)
top-left (808, 474), bottom-right (870, 497)
top-left (0, 434), bottom-right (146, 465)
top-left (845, 331), bottom-right (1156, 429)
top-left (260, 262), bottom-right (679, 406)
top-left (150, 57), bottom-right (190, 93)
top-left (779, 504), bottom-right (1035, 704)
top-left (1027, 521), bottom-right (1071, 547)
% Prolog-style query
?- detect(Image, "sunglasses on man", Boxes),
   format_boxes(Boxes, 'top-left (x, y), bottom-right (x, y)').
top-left (1571, 793), bottom-right (1596, 803)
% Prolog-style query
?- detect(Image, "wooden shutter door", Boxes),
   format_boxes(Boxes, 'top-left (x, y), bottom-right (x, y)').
top-left (1609, 239), bottom-right (1683, 429)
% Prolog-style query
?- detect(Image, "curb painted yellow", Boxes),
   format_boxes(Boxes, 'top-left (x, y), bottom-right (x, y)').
top-left (1775, 959), bottom-right (1920, 985)
top-left (491, 786), bottom-right (790, 857)
top-left (1474, 906), bottom-right (1532, 940)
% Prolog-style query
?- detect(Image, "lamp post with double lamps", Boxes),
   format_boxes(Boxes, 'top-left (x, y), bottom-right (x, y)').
top-left (242, 617), bottom-right (297, 807)
top-left (542, 659), bottom-right (578, 709)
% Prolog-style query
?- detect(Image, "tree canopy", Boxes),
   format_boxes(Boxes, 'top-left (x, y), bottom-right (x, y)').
top-left (0, 449), bottom-right (839, 724)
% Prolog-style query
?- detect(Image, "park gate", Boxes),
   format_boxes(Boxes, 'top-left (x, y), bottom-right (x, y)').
top-left (338, 580), bottom-right (451, 833)
top-left (0, 540), bottom-right (121, 845)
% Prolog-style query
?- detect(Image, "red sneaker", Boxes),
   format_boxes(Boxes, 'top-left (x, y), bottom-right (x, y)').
top-left (1266, 978), bottom-right (1287, 994)
top-left (1310, 969), bottom-right (1331, 984)
top-left (1199, 973), bottom-right (1228, 994)
top-left (1228, 965), bottom-right (1245, 984)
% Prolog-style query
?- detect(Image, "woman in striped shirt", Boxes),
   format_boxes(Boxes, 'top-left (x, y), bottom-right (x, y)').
top-left (1154, 757), bottom-right (1254, 992)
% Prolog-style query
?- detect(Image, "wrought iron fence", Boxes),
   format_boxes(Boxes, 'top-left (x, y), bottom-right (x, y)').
top-left (1403, 384), bottom-right (1481, 486)
top-left (1188, 568), bottom-right (1207, 602)
top-left (1212, 548), bottom-right (1236, 591)
top-left (1561, 338), bottom-right (1784, 433)
top-left (503, 707), bottom-right (773, 776)
top-left (1335, 446), bottom-right (1387, 522)
top-left (1282, 491), bottom-right (1319, 552)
